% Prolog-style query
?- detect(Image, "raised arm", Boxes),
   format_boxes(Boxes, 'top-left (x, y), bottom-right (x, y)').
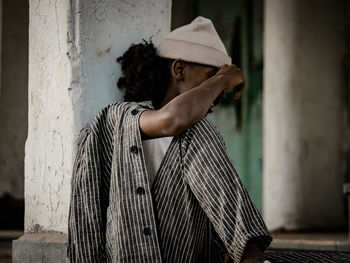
top-left (139, 64), bottom-right (245, 139)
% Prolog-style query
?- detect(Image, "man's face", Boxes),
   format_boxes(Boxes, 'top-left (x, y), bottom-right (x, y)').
top-left (184, 62), bottom-right (224, 113)
top-left (171, 59), bottom-right (225, 113)
top-left (184, 62), bottom-right (218, 89)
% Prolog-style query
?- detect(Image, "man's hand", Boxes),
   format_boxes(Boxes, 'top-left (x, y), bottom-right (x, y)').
top-left (215, 64), bottom-right (246, 100)
top-left (223, 238), bottom-right (266, 263)
top-left (241, 238), bottom-right (265, 263)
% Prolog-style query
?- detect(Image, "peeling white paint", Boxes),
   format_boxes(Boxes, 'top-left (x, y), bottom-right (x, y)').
top-left (26, 0), bottom-right (171, 233)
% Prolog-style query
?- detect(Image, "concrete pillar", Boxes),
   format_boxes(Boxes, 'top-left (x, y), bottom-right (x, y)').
top-left (263, 0), bottom-right (346, 230)
top-left (13, 0), bottom-right (171, 261)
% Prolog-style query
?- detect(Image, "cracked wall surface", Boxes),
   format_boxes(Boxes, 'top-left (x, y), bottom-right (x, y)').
top-left (26, 0), bottom-right (171, 233)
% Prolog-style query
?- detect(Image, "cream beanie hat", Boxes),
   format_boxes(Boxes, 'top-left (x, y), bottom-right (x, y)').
top-left (157, 16), bottom-right (231, 68)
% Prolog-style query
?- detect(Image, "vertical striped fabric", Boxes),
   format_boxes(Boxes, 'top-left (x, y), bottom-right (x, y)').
top-left (67, 100), bottom-right (272, 263)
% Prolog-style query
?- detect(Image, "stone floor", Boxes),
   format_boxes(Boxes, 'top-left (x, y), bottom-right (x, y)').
top-left (270, 231), bottom-right (350, 252)
top-left (1, 230), bottom-right (350, 262)
top-left (273, 231), bottom-right (348, 241)
top-left (0, 230), bottom-right (23, 263)
top-left (0, 249), bottom-right (11, 263)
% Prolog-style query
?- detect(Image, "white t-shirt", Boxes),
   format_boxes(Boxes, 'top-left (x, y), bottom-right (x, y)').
top-left (142, 136), bottom-right (173, 187)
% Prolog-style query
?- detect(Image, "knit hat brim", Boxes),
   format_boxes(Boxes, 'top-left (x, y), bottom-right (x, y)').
top-left (157, 16), bottom-right (232, 68)
top-left (157, 39), bottom-right (231, 68)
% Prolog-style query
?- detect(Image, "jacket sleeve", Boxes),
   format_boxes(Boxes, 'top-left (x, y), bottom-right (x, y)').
top-left (67, 125), bottom-right (109, 262)
top-left (182, 119), bottom-right (272, 263)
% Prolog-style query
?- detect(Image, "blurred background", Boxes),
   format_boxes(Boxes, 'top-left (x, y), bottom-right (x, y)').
top-left (1, 0), bottom-right (350, 262)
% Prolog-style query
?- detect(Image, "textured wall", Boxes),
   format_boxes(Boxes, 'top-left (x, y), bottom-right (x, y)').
top-left (263, 0), bottom-right (346, 230)
top-left (0, 0), bottom-right (28, 199)
top-left (26, 0), bottom-right (171, 233)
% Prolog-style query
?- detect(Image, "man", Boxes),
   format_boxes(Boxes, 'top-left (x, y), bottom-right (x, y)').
top-left (67, 16), bottom-right (272, 263)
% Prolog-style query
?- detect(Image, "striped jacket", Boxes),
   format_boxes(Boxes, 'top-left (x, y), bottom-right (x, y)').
top-left (67, 100), bottom-right (272, 263)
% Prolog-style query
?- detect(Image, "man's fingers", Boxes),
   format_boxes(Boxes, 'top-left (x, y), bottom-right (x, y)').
top-left (217, 64), bottom-right (246, 93)
top-left (233, 81), bottom-right (245, 100)
top-left (234, 91), bottom-right (242, 100)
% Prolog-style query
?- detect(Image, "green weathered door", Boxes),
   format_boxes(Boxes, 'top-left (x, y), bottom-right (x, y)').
top-left (172, 0), bottom-right (264, 210)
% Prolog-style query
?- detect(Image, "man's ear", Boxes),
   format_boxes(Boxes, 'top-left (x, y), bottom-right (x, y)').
top-left (172, 59), bottom-right (185, 81)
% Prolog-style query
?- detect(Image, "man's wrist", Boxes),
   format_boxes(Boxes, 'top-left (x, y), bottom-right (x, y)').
top-left (211, 74), bottom-right (229, 91)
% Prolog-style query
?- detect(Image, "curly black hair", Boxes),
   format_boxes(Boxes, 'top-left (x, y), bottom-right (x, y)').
top-left (116, 40), bottom-right (173, 109)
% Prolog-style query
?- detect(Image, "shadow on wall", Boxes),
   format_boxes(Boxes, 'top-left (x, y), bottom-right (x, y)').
top-left (0, 0), bottom-right (28, 232)
top-left (0, 193), bottom-right (24, 230)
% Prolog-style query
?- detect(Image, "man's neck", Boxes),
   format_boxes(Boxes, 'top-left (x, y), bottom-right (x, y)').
top-left (157, 83), bottom-right (180, 109)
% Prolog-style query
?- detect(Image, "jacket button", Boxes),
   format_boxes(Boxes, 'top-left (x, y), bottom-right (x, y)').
top-left (136, 187), bottom-right (145, 195)
top-left (143, 227), bottom-right (151, 235)
top-left (130, 145), bottom-right (138, 154)
top-left (131, 109), bottom-right (138, 115)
